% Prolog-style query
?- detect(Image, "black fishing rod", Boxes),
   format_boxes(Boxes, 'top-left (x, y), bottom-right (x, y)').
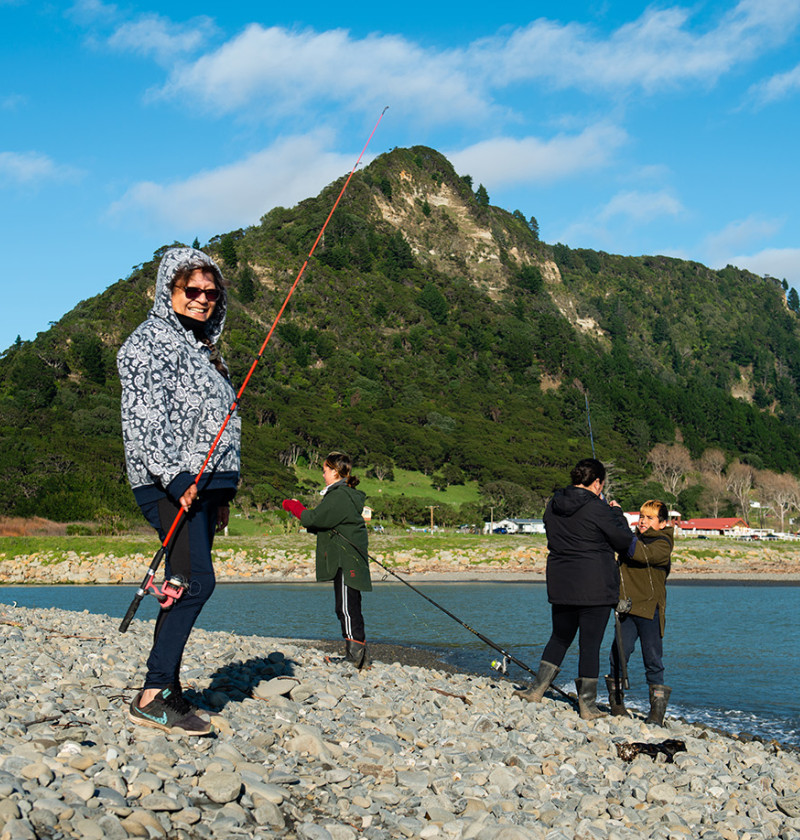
top-left (119, 108), bottom-right (389, 633)
top-left (331, 528), bottom-right (574, 704)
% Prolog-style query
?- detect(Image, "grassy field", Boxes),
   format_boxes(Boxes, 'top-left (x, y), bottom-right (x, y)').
top-left (0, 532), bottom-right (534, 560)
top-left (293, 464), bottom-right (481, 506)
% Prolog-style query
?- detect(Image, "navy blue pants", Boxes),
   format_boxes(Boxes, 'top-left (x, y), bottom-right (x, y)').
top-left (541, 604), bottom-right (613, 679)
top-left (609, 607), bottom-right (665, 685)
top-left (138, 493), bottom-right (222, 689)
top-left (333, 568), bottom-right (365, 642)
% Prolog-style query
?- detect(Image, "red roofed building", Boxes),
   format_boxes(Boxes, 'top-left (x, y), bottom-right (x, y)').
top-left (676, 517), bottom-right (749, 537)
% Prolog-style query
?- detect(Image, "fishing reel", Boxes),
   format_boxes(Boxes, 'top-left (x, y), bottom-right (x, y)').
top-left (490, 656), bottom-right (509, 675)
top-left (145, 574), bottom-right (189, 609)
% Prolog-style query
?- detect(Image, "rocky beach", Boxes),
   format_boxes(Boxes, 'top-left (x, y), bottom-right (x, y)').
top-left (0, 604), bottom-right (798, 840)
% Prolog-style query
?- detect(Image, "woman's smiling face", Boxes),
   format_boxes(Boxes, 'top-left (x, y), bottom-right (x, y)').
top-left (171, 268), bottom-right (219, 322)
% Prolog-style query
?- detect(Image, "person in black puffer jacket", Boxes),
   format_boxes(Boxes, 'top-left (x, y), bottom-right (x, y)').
top-left (515, 458), bottom-right (633, 719)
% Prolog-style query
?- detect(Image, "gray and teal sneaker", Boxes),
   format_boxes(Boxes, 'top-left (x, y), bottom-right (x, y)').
top-left (128, 687), bottom-right (213, 736)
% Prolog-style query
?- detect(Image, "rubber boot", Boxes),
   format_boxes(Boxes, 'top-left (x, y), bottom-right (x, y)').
top-left (345, 639), bottom-right (370, 670)
top-left (513, 661), bottom-right (560, 702)
top-left (605, 675), bottom-right (629, 717)
top-left (645, 684), bottom-right (671, 725)
top-left (576, 677), bottom-right (606, 721)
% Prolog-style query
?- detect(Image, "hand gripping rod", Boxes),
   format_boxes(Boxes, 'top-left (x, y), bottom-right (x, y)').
top-left (119, 108), bottom-right (389, 632)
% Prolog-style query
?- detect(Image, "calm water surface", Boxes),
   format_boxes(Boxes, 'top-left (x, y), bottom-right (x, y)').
top-left (1, 581), bottom-right (797, 747)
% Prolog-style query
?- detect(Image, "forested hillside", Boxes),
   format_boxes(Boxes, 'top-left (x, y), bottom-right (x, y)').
top-left (3, 146), bottom-right (800, 526)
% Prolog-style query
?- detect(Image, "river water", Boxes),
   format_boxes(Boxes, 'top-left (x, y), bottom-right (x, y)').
top-left (1, 581), bottom-right (797, 748)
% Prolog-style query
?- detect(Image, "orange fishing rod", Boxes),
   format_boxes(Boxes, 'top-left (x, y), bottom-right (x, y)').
top-left (120, 107), bottom-right (388, 632)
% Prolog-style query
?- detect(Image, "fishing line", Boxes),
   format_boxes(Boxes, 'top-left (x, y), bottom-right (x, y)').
top-left (332, 528), bottom-right (574, 704)
top-left (585, 391), bottom-right (596, 459)
top-left (120, 107), bottom-right (389, 633)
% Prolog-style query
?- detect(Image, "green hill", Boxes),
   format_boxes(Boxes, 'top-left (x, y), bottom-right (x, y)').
top-left (2, 145), bottom-right (800, 525)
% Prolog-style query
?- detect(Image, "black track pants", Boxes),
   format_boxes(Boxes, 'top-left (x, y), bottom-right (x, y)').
top-left (333, 568), bottom-right (365, 642)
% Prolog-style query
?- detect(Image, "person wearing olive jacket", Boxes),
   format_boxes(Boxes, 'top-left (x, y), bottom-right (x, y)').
top-left (283, 452), bottom-right (372, 669)
top-left (515, 458), bottom-right (634, 720)
top-left (607, 499), bottom-right (674, 724)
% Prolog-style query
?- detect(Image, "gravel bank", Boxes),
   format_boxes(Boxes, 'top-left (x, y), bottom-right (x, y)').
top-left (2, 541), bottom-right (800, 584)
top-left (0, 605), bottom-right (798, 840)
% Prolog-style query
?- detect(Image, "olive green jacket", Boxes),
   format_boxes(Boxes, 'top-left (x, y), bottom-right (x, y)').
top-left (300, 482), bottom-right (372, 592)
top-left (619, 526), bottom-right (673, 635)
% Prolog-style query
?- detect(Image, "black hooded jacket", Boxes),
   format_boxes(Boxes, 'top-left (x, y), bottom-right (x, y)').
top-left (543, 486), bottom-right (634, 606)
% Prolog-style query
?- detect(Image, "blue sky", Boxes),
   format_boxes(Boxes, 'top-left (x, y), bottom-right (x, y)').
top-left (3, 0), bottom-right (800, 351)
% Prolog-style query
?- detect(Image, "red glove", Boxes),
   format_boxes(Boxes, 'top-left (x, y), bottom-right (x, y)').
top-left (282, 499), bottom-right (307, 519)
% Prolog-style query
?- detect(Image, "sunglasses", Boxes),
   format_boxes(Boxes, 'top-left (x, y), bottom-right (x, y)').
top-left (181, 286), bottom-right (221, 302)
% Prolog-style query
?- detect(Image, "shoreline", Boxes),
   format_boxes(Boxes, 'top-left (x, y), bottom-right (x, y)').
top-left (4, 539), bottom-right (800, 584)
top-left (2, 570), bottom-right (800, 585)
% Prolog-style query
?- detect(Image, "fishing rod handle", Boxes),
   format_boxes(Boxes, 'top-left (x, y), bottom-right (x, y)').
top-left (119, 594), bottom-right (144, 633)
top-left (118, 550), bottom-right (165, 633)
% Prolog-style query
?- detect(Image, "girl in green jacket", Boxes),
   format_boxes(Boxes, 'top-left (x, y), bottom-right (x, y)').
top-left (283, 452), bottom-right (372, 668)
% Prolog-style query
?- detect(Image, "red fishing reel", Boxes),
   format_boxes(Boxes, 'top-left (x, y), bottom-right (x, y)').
top-left (145, 574), bottom-right (189, 609)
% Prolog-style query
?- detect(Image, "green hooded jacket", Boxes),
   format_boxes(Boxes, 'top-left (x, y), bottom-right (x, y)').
top-left (619, 525), bottom-right (673, 635)
top-left (300, 482), bottom-right (372, 591)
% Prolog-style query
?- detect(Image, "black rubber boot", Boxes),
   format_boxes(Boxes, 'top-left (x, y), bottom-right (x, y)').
top-left (345, 639), bottom-right (370, 670)
top-left (514, 661), bottom-right (560, 702)
top-left (605, 675), bottom-right (629, 717)
top-left (576, 677), bottom-right (606, 721)
top-left (645, 684), bottom-right (671, 725)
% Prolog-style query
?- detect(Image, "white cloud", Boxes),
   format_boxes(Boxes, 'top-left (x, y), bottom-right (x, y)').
top-left (723, 248), bottom-right (800, 284)
top-left (108, 132), bottom-right (361, 233)
top-left (476, 0), bottom-right (800, 93)
top-left (108, 14), bottom-right (215, 63)
top-left (66, 0), bottom-right (118, 26)
top-left (1, 94), bottom-right (26, 110)
top-left (144, 1), bottom-right (800, 127)
top-left (556, 188), bottom-right (685, 250)
top-left (448, 124), bottom-right (628, 186)
top-left (0, 152), bottom-right (82, 186)
top-left (703, 216), bottom-right (783, 265)
top-left (598, 190), bottom-right (683, 223)
top-left (155, 24), bottom-right (486, 122)
top-left (747, 62), bottom-right (800, 107)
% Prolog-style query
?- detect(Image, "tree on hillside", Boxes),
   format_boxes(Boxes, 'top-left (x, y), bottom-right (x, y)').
top-left (726, 460), bottom-right (754, 524)
top-left (647, 443), bottom-right (693, 499)
top-left (529, 216), bottom-right (539, 241)
top-left (755, 470), bottom-right (799, 532)
top-left (219, 233), bottom-right (238, 269)
top-left (788, 287), bottom-right (800, 313)
top-left (475, 184), bottom-right (490, 206)
top-left (700, 473), bottom-right (729, 517)
top-left (239, 263), bottom-right (255, 304)
top-left (699, 447), bottom-right (726, 478)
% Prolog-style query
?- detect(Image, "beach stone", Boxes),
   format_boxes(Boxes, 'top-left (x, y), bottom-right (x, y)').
top-left (254, 677), bottom-right (300, 699)
top-left (0, 819), bottom-right (37, 840)
top-left (253, 801), bottom-right (285, 828)
top-left (139, 793), bottom-right (183, 811)
top-left (777, 794), bottom-right (800, 818)
top-left (647, 782), bottom-right (678, 804)
top-left (200, 771), bottom-right (243, 804)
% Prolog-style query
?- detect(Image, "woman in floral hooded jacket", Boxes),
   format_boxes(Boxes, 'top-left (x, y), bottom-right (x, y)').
top-left (117, 246), bottom-right (240, 736)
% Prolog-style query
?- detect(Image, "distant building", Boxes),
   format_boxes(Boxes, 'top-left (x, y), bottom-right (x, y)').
top-left (675, 517), bottom-right (749, 537)
top-left (483, 518), bottom-right (545, 534)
